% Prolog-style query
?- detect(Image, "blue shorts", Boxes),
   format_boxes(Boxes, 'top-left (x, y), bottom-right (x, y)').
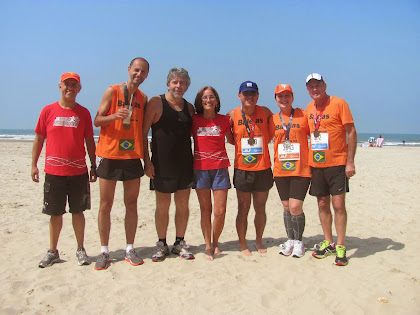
top-left (194, 168), bottom-right (231, 190)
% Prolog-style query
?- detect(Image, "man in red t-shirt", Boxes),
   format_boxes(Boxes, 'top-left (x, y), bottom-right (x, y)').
top-left (305, 73), bottom-right (357, 266)
top-left (32, 72), bottom-right (97, 268)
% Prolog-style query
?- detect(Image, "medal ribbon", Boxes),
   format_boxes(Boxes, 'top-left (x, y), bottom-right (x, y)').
top-left (313, 97), bottom-right (329, 131)
top-left (241, 108), bottom-right (256, 138)
top-left (279, 108), bottom-right (294, 141)
top-left (124, 83), bottom-right (136, 111)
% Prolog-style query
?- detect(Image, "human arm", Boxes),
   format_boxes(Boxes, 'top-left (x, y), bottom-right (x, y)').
top-left (345, 123), bottom-right (357, 178)
top-left (226, 110), bottom-right (235, 145)
top-left (85, 136), bottom-right (97, 182)
top-left (94, 86), bottom-right (129, 127)
top-left (263, 106), bottom-right (274, 120)
top-left (31, 134), bottom-right (45, 182)
top-left (142, 96), bottom-right (162, 179)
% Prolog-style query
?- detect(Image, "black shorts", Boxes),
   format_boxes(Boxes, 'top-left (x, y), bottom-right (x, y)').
top-left (309, 165), bottom-right (349, 197)
top-left (96, 157), bottom-right (144, 181)
top-left (233, 168), bottom-right (273, 192)
top-left (150, 174), bottom-right (194, 193)
top-left (274, 176), bottom-right (311, 201)
top-left (43, 173), bottom-right (90, 216)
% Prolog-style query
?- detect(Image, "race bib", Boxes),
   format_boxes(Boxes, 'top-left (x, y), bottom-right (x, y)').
top-left (241, 137), bottom-right (263, 155)
top-left (311, 132), bottom-right (329, 150)
top-left (278, 143), bottom-right (300, 161)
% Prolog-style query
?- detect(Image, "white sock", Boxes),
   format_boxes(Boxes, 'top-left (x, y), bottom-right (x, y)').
top-left (126, 244), bottom-right (134, 253)
top-left (101, 246), bottom-right (109, 254)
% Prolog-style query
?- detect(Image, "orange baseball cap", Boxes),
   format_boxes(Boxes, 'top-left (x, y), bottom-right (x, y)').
top-left (60, 72), bottom-right (80, 83)
top-left (274, 84), bottom-right (293, 95)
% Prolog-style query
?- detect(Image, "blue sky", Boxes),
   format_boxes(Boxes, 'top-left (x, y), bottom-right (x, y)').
top-left (1, 0), bottom-right (419, 134)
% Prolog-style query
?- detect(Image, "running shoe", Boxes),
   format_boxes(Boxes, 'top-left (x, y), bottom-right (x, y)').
top-left (292, 240), bottom-right (305, 258)
top-left (76, 247), bottom-right (91, 266)
top-left (279, 239), bottom-right (294, 256)
top-left (38, 249), bottom-right (60, 268)
top-left (334, 245), bottom-right (348, 266)
top-left (94, 252), bottom-right (110, 270)
top-left (152, 241), bottom-right (170, 262)
top-left (125, 249), bottom-right (144, 266)
top-left (171, 240), bottom-right (195, 259)
top-left (312, 240), bottom-right (336, 259)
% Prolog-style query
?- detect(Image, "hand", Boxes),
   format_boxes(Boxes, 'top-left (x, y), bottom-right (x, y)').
top-left (114, 107), bottom-right (129, 120)
top-left (345, 162), bottom-right (356, 178)
top-left (144, 161), bottom-right (155, 179)
top-left (89, 168), bottom-right (97, 182)
top-left (31, 166), bottom-right (39, 182)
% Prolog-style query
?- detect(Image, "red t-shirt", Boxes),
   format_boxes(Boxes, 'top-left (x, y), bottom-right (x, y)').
top-left (35, 102), bottom-right (94, 176)
top-left (192, 114), bottom-right (230, 170)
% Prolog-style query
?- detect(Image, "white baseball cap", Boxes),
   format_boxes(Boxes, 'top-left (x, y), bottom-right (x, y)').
top-left (306, 73), bottom-right (324, 83)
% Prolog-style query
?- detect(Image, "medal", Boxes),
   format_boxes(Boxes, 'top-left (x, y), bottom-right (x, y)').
top-left (283, 140), bottom-right (291, 150)
top-left (248, 137), bottom-right (256, 146)
top-left (314, 130), bottom-right (320, 138)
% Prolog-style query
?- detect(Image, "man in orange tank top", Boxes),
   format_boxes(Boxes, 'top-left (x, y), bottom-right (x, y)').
top-left (227, 81), bottom-right (273, 256)
top-left (93, 58), bottom-right (149, 270)
top-left (305, 73), bottom-right (357, 266)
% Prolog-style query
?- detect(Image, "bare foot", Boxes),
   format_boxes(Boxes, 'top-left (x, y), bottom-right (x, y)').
top-left (214, 247), bottom-right (222, 255)
top-left (205, 248), bottom-right (214, 261)
top-left (256, 243), bottom-right (267, 254)
top-left (240, 245), bottom-right (253, 256)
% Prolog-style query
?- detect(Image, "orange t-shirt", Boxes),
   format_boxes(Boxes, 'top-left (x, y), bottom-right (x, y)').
top-left (306, 96), bottom-right (354, 167)
top-left (269, 108), bottom-right (311, 177)
top-left (96, 84), bottom-right (145, 159)
top-left (232, 105), bottom-right (271, 171)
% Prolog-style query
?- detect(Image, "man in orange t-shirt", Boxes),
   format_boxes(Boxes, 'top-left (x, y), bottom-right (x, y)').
top-left (305, 73), bottom-right (357, 266)
top-left (227, 81), bottom-right (273, 256)
top-left (93, 58), bottom-right (149, 270)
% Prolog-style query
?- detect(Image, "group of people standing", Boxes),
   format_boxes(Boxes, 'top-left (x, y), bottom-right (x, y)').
top-left (31, 57), bottom-right (357, 270)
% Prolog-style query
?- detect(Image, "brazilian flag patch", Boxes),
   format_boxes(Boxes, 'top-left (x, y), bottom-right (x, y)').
top-left (313, 151), bottom-right (325, 163)
top-left (281, 161), bottom-right (296, 171)
top-left (119, 139), bottom-right (134, 151)
top-left (243, 154), bottom-right (257, 164)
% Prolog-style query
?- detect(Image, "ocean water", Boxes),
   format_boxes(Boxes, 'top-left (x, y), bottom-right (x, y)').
top-left (1, 129), bottom-right (419, 147)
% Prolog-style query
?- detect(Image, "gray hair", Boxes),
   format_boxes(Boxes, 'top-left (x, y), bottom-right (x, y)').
top-left (166, 67), bottom-right (191, 88)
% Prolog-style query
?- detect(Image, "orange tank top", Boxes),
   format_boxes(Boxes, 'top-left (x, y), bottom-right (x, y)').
top-left (96, 84), bottom-right (145, 159)
top-left (232, 105), bottom-right (271, 171)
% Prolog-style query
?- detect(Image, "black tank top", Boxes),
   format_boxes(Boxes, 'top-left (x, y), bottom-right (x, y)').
top-left (151, 94), bottom-right (193, 177)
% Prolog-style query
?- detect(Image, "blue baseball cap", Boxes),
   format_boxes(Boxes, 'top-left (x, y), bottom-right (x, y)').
top-left (239, 81), bottom-right (259, 93)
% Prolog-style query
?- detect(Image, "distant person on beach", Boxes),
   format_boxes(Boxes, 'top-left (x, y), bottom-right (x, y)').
top-left (268, 84), bottom-right (311, 258)
top-left (32, 72), bottom-right (97, 268)
top-left (305, 73), bottom-right (357, 266)
top-left (142, 68), bottom-right (196, 262)
top-left (227, 81), bottom-right (273, 256)
top-left (376, 135), bottom-right (384, 147)
top-left (93, 57), bottom-right (149, 270)
top-left (192, 86), bottom-right (234, 260)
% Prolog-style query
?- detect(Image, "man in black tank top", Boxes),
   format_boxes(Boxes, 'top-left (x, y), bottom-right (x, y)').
top-left (143, 68), bottom-right (196, 261)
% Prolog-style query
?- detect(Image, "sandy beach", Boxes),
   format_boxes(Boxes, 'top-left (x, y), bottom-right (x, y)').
top-left (0, 141), bottom-right (419, 314)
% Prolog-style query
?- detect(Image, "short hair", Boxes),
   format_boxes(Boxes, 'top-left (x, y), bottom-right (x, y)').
top-left (166, 67), bottom-right (191, 88)
top-left (194, 86), bottom-right (221, 114)
top-left (129, 57), bottom-right (150, 71)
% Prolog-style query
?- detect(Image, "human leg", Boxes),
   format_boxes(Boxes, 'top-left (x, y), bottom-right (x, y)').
top-left (317, 195), bottom-right (333, 243)
top-left (123, 178), bottom-right (140, 244)
top-left (98, 178), bottom-right (117, 247)
top-left (49, 215), bottom-right (63, 252)
top-left (236, 190), bottom-right (252, 255)
top-left (174, 188), bottom-right (191, 239)
top-left (332, 193), bottom-right (347, 246)
top-left (252, 190), bottom-right (269, 253)
top-left (212, 189), bottom-right (228, 255)
top-left (196, 188), bottom-right (213, 260)
top-left (155, 191), bottom-right (171, 239)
